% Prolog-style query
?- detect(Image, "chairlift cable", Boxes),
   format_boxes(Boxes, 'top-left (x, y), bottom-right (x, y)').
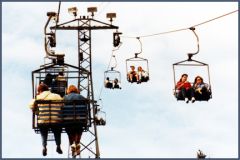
top-left (97, 44), bottom-right (122, 101)
top-left (121, 9), bottom-right (238, 39)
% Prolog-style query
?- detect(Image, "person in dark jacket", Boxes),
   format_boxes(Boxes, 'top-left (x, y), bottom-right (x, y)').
top-left (193, 76), bottom-right (211, 100)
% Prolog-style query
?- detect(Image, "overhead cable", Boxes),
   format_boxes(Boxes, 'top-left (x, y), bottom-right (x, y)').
top-left (121, 9), bottom-right (238, 39)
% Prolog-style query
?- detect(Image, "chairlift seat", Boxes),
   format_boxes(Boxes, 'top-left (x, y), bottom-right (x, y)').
top-left (104, 69), bottom-right (121, 89)
top-left (126, 55), bottom-right (150, 84)
top-left (33, 100), bottom-right (90, 133)
top-left (173, 57), bottom-right (212, 102)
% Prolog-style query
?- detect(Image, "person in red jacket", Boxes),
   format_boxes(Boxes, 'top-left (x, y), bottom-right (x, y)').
top-left (175, 74), bottom-right (195, 103)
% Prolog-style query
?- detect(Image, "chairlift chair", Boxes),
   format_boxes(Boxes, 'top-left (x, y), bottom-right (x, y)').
top-left (104, 67), bottom-right (121, 89)
top-left (95, 109), bottom-right (106, 126)
top-left (32, 59), bottom-right (92, 134)
top-left (173, 27), bottom-right (212, 102)
top-left (173, 55), bottom-right (212, 101)
top-left (126, 37), bottom-right (150, 84)
top-left (104, 54), bottom-right (122, 89)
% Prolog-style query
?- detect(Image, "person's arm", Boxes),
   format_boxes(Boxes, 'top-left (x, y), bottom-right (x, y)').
top-left (29, 99), bottom-right (38, 113)
top-left (204, 83), bottom-right (209, 90)
top-left (176, 82), bottom-right (184, 90)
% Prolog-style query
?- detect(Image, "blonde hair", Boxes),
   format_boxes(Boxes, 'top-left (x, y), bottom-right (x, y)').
top-left (67, 85), bottom-right (79, 94)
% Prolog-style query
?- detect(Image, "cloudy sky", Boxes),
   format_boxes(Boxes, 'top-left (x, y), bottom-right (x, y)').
top-left (2, 2), bottom-right (238, 158)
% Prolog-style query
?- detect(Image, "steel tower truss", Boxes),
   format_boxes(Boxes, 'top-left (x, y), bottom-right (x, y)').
top-left (51, 16), bottom-right (118, 158)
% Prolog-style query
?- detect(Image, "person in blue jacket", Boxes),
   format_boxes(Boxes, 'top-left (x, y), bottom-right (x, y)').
top-left (63, 85), bottom-right (87, 157)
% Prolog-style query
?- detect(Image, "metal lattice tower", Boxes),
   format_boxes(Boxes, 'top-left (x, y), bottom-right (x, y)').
top-left (50, 13), bottom-right (118, 158)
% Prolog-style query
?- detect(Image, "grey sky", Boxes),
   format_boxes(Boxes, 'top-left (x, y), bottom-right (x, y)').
top-left (2, 2), bottom-right (238, 158)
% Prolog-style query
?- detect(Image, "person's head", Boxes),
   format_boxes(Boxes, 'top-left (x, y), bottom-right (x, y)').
top-left (37, 83), bottom-right (49, 94)
top-left (114, 78), bottom-right (118, 83)
top-left (194, 76), bottom-right (203, 84)
top-left (130, 66), bottom-right (135, 71)
top-left (137, 66), bottom-right (143, 71)
top-left (59, 72), bottom-right (64, 76)
top-left (179, 74), bottom-right (188, 82)
top-left (106, 77), bottom-right (110, 81)
top-left (67, 85), bottom-right (79, 94)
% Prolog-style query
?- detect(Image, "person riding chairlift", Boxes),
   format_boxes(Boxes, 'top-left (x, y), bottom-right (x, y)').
top-left (137, 66), bottom-right (149, 83)
top-left (105, 77), bottom-right (113, 89)
top-left (193, 76), bottom-right (211, 101)
top-left (175, 74), bottom-right (195, 103)
top-left (127, 66), bottom-right (138, 83)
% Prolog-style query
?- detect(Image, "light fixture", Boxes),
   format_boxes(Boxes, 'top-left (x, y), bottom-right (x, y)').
top-left (47, 12), bottom-right (57, 20)
top-left (68, 7), bottom-right (78, 17)
top-left (87, 7), bottom-right (97, 17)
top-left (106, 13), bottom-right (116, 23)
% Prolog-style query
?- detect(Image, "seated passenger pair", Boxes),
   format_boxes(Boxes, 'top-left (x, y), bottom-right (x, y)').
top-left (29, 84), bottom-right (85, 157)
top-left (105, 77), bottom-right (121, 89)
top-left (127, 66), bottom-right (149, 83)
top-left (175, 74), bottom-right (211, 103)
top-left (43, 72), bottom-right (67, 97)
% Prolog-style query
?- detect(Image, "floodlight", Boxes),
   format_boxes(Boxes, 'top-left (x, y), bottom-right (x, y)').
top-left (47, 12), bottom-right (57, 20)
top-left (106, 13), bottom-right (116, 23)
top-left (68, 7), bottom-right (78, 17)
top-left (87, 7), bottom-right (97, 17)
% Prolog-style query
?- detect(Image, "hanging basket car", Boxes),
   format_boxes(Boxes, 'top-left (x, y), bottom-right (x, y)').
top-left (173, 28), bottom-right (212, 102)
top-left (31, 59), bottom-right (92, 133)
top-left (126, 37), bottom-right (149, 84)
top-left (104, 67), bottom-right (121, 89)
top-left (95, 108), bottom-right (106, 126)
top-left (173, 55), bottom-right (212, 101)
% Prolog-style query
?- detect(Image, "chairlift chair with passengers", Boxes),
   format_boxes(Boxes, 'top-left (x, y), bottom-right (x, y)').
top-left (173, 27), bottom-right (212, 102)
top-left (126, 37), bottom-right (150, 84)
top-left (94, 100), bottom-right (106, 126)
top-left (104, 55), bottom-right (122, 89)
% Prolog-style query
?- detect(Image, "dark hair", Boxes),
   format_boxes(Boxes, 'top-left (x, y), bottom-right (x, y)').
top-left (179, 74), bottom-right (188, 82)
top-left (59, 72), bottom-right (64, 76)
top-left (38, 83), bottom-right (49, 93)
top-left (194, 76), bottom-right (203, 84)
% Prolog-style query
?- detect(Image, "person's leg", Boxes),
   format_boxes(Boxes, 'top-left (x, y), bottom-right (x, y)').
top-left (52, 127), bottom-right (63, 154)
top-left (201, 87), bottom-right (210, 100)
top-left (66, 128), bottom-right (77, 157)
top-left (129, 74), bottom-right (133, 82)
top-left (75, 129), bottom-right (83, 144)
top-left (181, 88), bottom-right (189, 103)
top-left (189, 88), bottom-right (195, 103)
top-left (66, 128), bottom-right (74, 145)
top-left (75, 128), bottom-right (83, 156)
top-left (39, 126), bottom-right (48, 156)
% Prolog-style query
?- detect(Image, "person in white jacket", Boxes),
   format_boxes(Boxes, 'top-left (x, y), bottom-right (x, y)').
top-left (29, 83), bottom-right (63, 156)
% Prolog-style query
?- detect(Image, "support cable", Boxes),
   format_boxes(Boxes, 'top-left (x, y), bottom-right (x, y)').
top-left (121, 9), bottom-right (238, 39)
top-left (97, 43), bottom-right (122, 101)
